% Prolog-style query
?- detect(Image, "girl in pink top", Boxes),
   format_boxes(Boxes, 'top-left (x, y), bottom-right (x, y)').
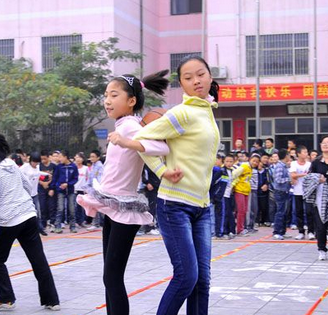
top-left (77, 70), bottom-right (169, 315)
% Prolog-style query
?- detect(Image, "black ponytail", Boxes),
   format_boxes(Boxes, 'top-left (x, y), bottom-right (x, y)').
top-left (210, 81), bottom-right (219, 103)
top-left (112, 69), bottom-right (169, 112)
top-left (177, 54), bottom-right (219, 102)
top-left (0, 134), bottom-right (10, 163)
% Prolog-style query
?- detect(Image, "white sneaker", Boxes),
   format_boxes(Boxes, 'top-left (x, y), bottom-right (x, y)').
top-left (295, 233), bottom-right (305, 240)
top-left (308, 232), bottom-right (316, 240)
top-left (290, 224), bottom-right (297, 230)
top-left (146, 229), bottom-right (160, 236)
top-left (318, 250), bottom-right (327, 261)
top-left (273, 234), bottom-right (284, 240)
top-left (45, 304), bottom-right (61, 311)
top-left (86, 225), bottom-right (97, 231)
top-left (304, 225), bottom-right (308, 230)
top-left (0, 302), bottom-right (15, 310)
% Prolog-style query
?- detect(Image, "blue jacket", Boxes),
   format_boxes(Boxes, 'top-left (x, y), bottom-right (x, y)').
top-left (210, 166), bottom-right (229, 204)
top-left (258, 168), bottom-right (269, 197)
top-left (50, 162), bottom-right (78, 194)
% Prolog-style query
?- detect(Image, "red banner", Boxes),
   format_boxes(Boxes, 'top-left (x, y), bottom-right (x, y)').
top-left (219, 82), bottom-right (328, 102)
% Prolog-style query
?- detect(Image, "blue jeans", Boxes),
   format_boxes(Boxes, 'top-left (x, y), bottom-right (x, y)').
top-left (156, 198), bottom-right (211, 315)
top-left (273, 190), bottom-right (289, 236)
top-left (55, 193), bottom-right (76, 229)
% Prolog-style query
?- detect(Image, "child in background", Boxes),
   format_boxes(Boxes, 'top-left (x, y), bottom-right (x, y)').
top-left (20, 152), bottom-right (47, 236)
top-left (246, 153), bottom-right (261, 233)
top-left (49, 150), bottom-right (79, 234)
top-left (74, 152), bottom-right (88, 228)
top-left (212, 154), bottom-right (235, 239)
top-left (257, 162), bottom-right (269, 226)
top-left (85, 150), bottom-right (104, 231)
top-left (210, 154), bottom-right (228, 239)
top-left (232, 154), bottom-right (260, 236)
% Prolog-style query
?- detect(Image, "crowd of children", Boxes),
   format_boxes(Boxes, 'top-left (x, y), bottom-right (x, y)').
top-left (210, 138), bottom-right (320, 246)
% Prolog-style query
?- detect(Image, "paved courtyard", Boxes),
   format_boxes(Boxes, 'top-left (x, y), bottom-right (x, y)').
top-left (5, 226), bottom-right (328, 315)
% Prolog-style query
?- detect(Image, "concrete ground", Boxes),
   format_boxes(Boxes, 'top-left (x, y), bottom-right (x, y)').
top-left (4, 226), bottom-right (328, 315)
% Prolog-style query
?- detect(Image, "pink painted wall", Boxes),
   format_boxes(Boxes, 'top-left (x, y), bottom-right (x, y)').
top-left (207, 0), bottom-right (328, 85)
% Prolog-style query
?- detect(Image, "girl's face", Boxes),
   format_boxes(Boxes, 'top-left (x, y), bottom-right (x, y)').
top-left (250, 157), bottom-right (260, 169)
top-left (104, 81), bottom-right (136, 120)
top-left (179, 59), bottom-right (212, 99)
top-left (74, 155), bottom-right (83, 165)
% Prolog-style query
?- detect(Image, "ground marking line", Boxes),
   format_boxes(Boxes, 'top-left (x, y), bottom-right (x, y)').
top-left (96, 233), bottom-right (273, 310)
top-left (9, 239), bottom-right (157, 278)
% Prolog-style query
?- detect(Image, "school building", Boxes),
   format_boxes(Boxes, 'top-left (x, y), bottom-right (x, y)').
top-left (1, 0), bottom-right (328, 151)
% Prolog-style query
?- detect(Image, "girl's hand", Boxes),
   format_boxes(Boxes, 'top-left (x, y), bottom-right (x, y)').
top-left (162, 167), bottom-right (184, 183)
top-left (108, 132), bottom-right (127, 147)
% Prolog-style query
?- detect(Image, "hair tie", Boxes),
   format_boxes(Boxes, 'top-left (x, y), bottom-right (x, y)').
top-left (140, 81), bottom-right (145, 89)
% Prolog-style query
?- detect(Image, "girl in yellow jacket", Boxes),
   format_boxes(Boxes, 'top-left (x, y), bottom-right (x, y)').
top-left (232, 154), bottom-right (260, 235)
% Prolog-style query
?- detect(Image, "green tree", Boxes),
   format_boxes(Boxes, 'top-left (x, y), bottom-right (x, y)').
top-left (0, 57), bottom-right (90, 151)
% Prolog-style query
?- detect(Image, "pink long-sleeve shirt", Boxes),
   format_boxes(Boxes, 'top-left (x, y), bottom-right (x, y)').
top-left (77, 115), bottom-right (169, 225)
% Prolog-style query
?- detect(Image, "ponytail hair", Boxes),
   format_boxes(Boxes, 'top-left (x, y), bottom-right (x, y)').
top-left (0, 134), bottom-right (10, 163)
top-left (177, 54), bottom-right (219, 102)
top-left (112, 69), bottom-right (169, 112)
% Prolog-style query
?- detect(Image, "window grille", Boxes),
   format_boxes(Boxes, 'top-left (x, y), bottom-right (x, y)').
top-left (0, 39), bottom-right (14, 60)
top-left (42, 35), bottom-right (82, 71)
top-left (170, 52), bottom-right (201, 88)
top-left (246, 33), bottom-right (309, 77)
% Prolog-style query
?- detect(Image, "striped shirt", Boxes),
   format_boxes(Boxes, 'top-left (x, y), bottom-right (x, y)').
top-left (0, 158), bottom-right (36, 227)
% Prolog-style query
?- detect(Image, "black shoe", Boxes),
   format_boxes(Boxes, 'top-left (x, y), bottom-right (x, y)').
top-left (40, 230), bottom-right (48, 236)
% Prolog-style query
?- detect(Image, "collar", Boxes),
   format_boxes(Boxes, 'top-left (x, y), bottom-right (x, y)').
top-left (115, 115), bottom-right (141, 128)
top-left (182, 94), bottom-right (218, 109)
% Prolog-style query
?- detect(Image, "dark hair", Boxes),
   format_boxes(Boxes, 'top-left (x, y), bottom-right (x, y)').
top-left (0, 134), bottom-right (10, 163)
top-left (60, 149), bottom-right (70, 159)
top-left (224, 154), bottom-right (234, 160)
top-left (250, 153), bottom-right (261, 160)
top-left (11, 153), bottom-right (23, 166)
top-left (51, 150), bottom-right (60, 155)
top-left (90, 149), bottom-right (101, 158)
top-left (244, 151), bottom-right (250, 158)
top-left (111, 70), bottom-right (169, 112)
top-left (310, 149), bottom-right (319, 155)
top-left (40, 149), bottom-right (50, 157)
top-left (29, 151), bottom-right (41, 163)
top-left (321, 135), bottom-right (328, 143)
top-left (261, 152), bottom-right (270, 158)
top-left (75, 152), bottom-right (86, 161)
top-left (176, 55), bottom-right (219, 102)
top-left (288, 139), bottom-right (296, 145)
top-left (15, 148), bottom-right (25, 155)
top-left (278, 148), bottom-right (289, 160)
top-left (296, 145), bottom-right (307, 155)
top-left (254, 139), bottom-right (263, 147)
top-left (265, 138), bottom-right (274, 144)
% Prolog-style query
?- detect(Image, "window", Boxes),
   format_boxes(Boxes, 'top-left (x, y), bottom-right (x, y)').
top-left (42, 35), bottom-right (82, 71)
top-left (261, 120), bottom-right (272, 136)
top-left (170, 52), bottom-right (201, 87)
top-left (275, 118), bottom-right (295, 134)
top-left (171, 0), bottom-right (202, 15)
top-left (320, 118), bottom-right (328, 133)
top-left (298, 118), bottom-right (313, 133)
top-left (216, 119), bottom-right (232, 155)
top-left (0, 39), bottom-right (14, 60)
top-left (246, 33), bottom-right (309, 77)
top-left (248, 119), bottom-right (256, 137)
